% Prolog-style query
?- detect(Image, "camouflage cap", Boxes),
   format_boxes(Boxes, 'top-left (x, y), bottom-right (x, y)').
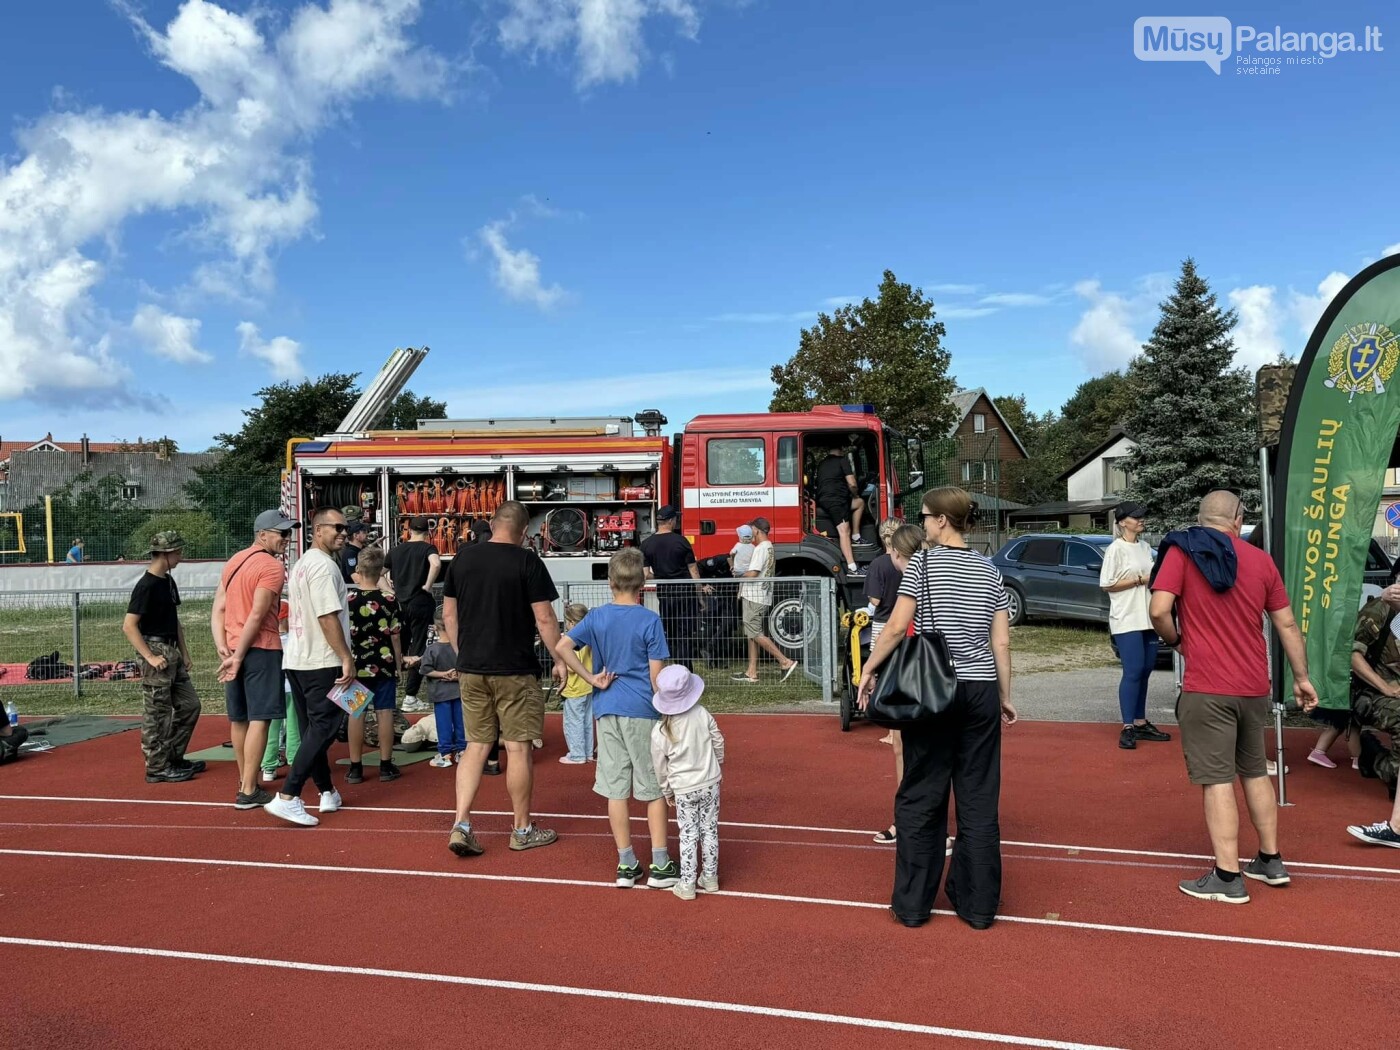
top-left (342, 505), bottom-right (364, 522)
top-left (145, 530), bottom-right (186, 555)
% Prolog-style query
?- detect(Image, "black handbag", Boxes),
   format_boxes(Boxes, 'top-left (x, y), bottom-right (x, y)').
top-left (865, 555), bottom-right (959, 727)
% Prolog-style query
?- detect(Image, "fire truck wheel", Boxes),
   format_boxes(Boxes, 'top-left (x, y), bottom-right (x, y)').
top-left (766, 581), bottom-right (819, 659)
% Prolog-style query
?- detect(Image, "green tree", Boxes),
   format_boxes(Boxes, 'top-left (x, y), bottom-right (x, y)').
top-left (125, 510), bottom-right (219, 560)
top-left (1124, 258), bottom-right (1258, 527)
top-left (1053, 370), bottom-right (1140, 466)
top-left (381, 391), bottom-right (449, 432)
top-left (769, 270), bottom-right (957, 440)
top-left (994, 394), bottom-right (1064, 505)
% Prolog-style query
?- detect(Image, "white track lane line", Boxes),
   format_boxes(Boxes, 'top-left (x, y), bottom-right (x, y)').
top-left (0, 935), bottom-right (1124, 1050)
top-left (4, 847), bottom-right (1399, 961)
top-left (3, 794), bottom-right (1396, 877)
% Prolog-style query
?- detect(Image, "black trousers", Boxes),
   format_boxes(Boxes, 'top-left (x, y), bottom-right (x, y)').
top-left (892, 679), bottom-right (1003, 924)
top-left (658, 590), bottom-right (699, 672)
top-left (284, 667), bottom-right (341, 799)
top-left (400, 592), bottom-right (436, 697)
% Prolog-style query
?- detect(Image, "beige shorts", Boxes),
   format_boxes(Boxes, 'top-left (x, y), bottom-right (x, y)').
top-left (741, 598), bottom-right (769, 640)
top-left (460, 674), bottom-right (544, 744)
top-left (593, 715), bottom-right (663, 801)
top-left (1178, 691), bottom-right (1270, 785)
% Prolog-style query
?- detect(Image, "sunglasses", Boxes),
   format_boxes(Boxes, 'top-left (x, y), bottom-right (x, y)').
top-left (277, 529), bottom-right (293, 539)
top-left (317, 522), bottom-right (348, 534)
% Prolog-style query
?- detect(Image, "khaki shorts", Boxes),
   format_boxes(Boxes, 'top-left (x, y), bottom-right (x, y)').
top-left (1178, 691), bottom-right (1270, 785)
top-left (594, 715), bottom-right (663, 801)
top-left (460, 674), bottom-right (544, 744)
top-left (741, 598), bottom-right (769, 640)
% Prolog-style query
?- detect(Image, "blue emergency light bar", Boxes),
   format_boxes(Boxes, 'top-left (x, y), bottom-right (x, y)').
top-left (841, 404), bottom-right (876, 414)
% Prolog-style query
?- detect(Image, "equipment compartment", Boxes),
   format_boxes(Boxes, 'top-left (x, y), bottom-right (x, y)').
top-left (392, 474), bottom-right (506, 554)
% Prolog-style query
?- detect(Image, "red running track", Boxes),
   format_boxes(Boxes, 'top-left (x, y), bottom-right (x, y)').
top-left (1, 713), bottom-right (1396, 1049)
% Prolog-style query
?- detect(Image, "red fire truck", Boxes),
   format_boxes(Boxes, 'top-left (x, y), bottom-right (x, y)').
top-left (283, 349), bottom-right (925, 650)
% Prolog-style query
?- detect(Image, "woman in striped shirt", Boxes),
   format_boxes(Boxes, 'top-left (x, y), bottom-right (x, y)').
top-left (857, 486), bottom-right (1016, 930)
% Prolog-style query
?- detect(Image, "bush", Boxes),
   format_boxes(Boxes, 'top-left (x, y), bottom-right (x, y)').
top-left (125, 510), bottom-right (220, 559)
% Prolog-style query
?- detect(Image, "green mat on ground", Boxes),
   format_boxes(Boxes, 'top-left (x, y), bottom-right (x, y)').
top-left (17, 715), bottom-right (139, 748)
top-left (184, 742), bottom-right (435, 767)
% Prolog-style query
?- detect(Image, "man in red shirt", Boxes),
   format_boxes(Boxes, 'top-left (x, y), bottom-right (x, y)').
top-left (1150, 490), bottom-right (1317, 904)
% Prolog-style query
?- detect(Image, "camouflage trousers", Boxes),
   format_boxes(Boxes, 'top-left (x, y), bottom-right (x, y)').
top-left (1352, 687), bottom-right (1400, 786)
top-left (140, 639), bottom-right (202, 775)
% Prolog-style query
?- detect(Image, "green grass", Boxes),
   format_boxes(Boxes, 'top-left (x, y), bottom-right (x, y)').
top-left (1010, 622), bottom-right (1118, 674)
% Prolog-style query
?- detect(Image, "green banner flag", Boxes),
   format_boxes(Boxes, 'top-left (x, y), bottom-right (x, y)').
top-left (1274, 256), bottom-right (1400, 709)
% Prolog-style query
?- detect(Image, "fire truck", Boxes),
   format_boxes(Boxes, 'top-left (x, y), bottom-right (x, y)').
top-left (283, 348), bottom-right (926, 651)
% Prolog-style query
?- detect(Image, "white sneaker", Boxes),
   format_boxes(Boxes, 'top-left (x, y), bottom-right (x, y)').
top-left (429, 754), bottom-right (453, 768)
top-left (265, 795), bottom-right (319, 827)
top-left (1266, 759), bottom-right (1290, 776)
top-left (318, 789), bottom-right (342, 813)
top-left (260, 769), bottom-right (276, 784)
top-left (697, 874), bottom-right (719, 894)
top-left (402, 696), bottom-right (428, 712)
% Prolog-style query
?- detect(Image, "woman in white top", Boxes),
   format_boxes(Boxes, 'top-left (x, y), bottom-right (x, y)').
top-left (856, 487), bottom-right (1016, 930)
top-left (1099, 501), bottom-right (1171, 752)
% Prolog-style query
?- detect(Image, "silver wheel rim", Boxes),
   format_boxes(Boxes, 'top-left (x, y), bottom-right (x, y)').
top-left (769, 596), bottom-right (816, 650)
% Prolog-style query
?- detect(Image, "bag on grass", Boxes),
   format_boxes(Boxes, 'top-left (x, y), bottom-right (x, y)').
top-left (26, 651), bottom-right (73, 681)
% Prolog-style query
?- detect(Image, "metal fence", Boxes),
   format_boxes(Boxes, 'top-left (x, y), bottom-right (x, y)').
top-left (1, 576), bottom-right (838, 715)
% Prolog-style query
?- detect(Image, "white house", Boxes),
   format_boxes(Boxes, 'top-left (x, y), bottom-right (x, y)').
top-left (1009, 428), bottom-right (1134, 531)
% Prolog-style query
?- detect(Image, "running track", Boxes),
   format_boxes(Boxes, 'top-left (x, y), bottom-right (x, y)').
top-left (1, 715), bottom-right (1396, 1049)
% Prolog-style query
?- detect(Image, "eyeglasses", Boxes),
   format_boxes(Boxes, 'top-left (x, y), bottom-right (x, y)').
top-left (317, 522), bottom-right (348, 533)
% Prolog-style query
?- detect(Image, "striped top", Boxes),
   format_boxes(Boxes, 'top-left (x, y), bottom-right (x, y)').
top-left (897, 546), bottom-right (1009, 681)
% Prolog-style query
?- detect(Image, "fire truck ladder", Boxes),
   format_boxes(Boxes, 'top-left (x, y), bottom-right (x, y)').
top-left (333, 346), bottom-right (430, 434)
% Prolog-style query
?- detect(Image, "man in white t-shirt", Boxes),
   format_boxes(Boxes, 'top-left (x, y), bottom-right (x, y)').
top-left (266, 507), bottom-right (355, 827)
top-left (732, 518), bottom-right (798, 684)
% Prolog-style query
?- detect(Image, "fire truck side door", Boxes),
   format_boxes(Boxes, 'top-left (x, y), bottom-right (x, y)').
top-left (685, 434), bottom-right (776, 552)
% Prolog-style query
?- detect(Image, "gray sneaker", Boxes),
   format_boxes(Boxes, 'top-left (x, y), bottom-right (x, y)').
top-left (1243, 855), bottom-right (1291, 887)
top-left (1178, 869), bottom-right (1250, 904)
top-left (508, 824), bottom-right (558, 851)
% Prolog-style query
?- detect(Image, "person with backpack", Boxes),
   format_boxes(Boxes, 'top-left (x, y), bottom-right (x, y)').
top-left (122, 531), bottom-right (203, 785)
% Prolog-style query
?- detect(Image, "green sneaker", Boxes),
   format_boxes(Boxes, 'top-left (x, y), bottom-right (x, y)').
top-left (616, 862), bottom-right (644, 888)
top-left (648, 860), bottom-right (680, 889)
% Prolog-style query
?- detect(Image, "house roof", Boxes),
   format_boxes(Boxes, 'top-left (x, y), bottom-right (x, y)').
top-left (1055, 427), bottom-right (1134, 483)
top-left (1008, 497), bottom-right (1120, 520)
top-left (947, 388), bottom-right (1029, 458)
top-left (0, 435), bottom-right (135, 484)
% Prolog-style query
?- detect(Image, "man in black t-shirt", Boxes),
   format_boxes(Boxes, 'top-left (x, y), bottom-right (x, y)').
top-left (121, 530), bottom-right (203, 784)
top-left (814, 445), bottom-right (866, 575)
top-left (641, 506), bottom-right (712, 671)
top-left (440, 501), bottom-right (564, 857)
top-left (385, 515), bottom-right (442, 711)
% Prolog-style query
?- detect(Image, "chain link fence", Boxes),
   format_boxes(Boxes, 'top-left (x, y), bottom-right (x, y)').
top-left (2, 577), bottom-right (838, 716)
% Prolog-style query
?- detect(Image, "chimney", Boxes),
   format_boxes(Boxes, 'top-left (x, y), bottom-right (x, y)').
top-left (81, 434), bottom-right (90, 465)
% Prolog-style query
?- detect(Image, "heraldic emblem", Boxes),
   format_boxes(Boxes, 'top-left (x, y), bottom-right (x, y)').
top-left (1324, 322), bottom-right (1400, 401)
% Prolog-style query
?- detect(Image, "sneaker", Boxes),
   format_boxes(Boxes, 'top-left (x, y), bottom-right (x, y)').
top-left (509, 825), bottom-right (558, 851)
top-left (697, 874), bottom-right (719, 894)
top-left (483, 760), bottom-right (503, 776)
top-left (1178, 869), bottom-right (1250, 904)
top-left (346, 763), bottom-right (364, 785)
top-left (1242, 854), bottom-right (1291, 886)
top-left (1308, 748), bottom-right (1338, 769)
top-left (402, 696), bottom-right (429, 713)
top-left (648, 860), bottom-right (681, 888)
top-left (1265, 759), bottom-right (1289, 776)
top-left (318, 789), bottom-right (342, 813)
top-left (264, 795), bottom-right (319, 827)
top-left (616, 862), bottom-right (645, 888)
top-left (234, 787), bottom-right (276, 810)
top-left (1133, 721), bottom-right (1171, 742)
top-left (558, 755), bottom-right (587, 764)
top-left (145, 766), bottom-right (195, 784)
top-left (172, 758), bottom-right (207, 774)
top-left (261, 768), bottom-right (278, 783)
top-left (429, 754), bottom-right (453, 768)
top-left (1118, 726), bottom-right (1137, 750)
top-left (531, 739), bottom-right (544, 750)
top-left (1352, 757), bottom-right (1361, 771)
top-left (379, 762), bottom-right (402, 782)
top-left (1346, 821), bottom-right (1400, 848)
top-left (448, 825), bottom-right (484, 857)
top-left (673, 881), bottom-right (697, 901)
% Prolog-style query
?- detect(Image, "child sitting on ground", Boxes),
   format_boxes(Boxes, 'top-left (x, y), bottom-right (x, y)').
top-left (346, 547), bottom-right (403, 784)
top-left (556, 548), bottom-right (678, 889)
top-left (419, 612), bottom-right (465, 768)
top-left (650, 664), bottom-right (725, 900)
top-left (559, 602), bottom-right (595, 764)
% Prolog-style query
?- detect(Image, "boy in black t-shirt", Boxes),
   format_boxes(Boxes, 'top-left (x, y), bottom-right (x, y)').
top-left (121, 530), bottom-right (203, 784)
top-left (386, 515), bottom-right (442, 712)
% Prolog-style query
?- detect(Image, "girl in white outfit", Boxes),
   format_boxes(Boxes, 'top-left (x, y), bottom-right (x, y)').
top-left (651, 664), bottom-right (725, 900)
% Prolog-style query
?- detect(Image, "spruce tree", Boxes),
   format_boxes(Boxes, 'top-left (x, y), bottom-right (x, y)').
top-left (1124, 259), bottom-right (1259, 528)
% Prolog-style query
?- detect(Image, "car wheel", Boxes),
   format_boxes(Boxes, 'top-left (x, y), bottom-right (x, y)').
top-left (1005, 583), bottom-right (1027, 626)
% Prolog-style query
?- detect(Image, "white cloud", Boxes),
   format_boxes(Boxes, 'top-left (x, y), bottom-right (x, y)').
top-left (1384, 242), bottom-right (1400, 257)
top-left (477, 218), bottom-right (568, 309)
top-left (1227, 285), bottom-right (1283, 369)
top-left (446, 366), bottom-right (768, 415)
top-left (237, 321), bottom-right (304, 379)
top-left (978, 292), bottom-right (1053, 307)
top-left (926, 283), bottom-right (981, 295)
top-left (1288, 271), bottom-right (1349, 339)
top-left (131, 304), bottom-right (213, 364)
top-left (498, 0), bottom-right (701, 88)
top-left (708, 310), bottom-right (815, 324)
top-left (1070, 279), bottom-right (1142, 369)
top-left (0, 0), bottom-right (450, 403)
top-left (939, 306), bottom-right (999, 320)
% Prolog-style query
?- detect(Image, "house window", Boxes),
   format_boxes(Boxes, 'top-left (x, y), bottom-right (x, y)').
top-left (973, 413), bottom-right (986, 434)
top-left (123, 483), bottom-right (141, 501)
top-left (1103, 457), bottom-right (1130, 496)
top-left (960, 461), bottom-right (1000, 484)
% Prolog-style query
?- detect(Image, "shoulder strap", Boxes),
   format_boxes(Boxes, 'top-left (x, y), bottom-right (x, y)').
top-left (225, 548), bottom-right (275, 589)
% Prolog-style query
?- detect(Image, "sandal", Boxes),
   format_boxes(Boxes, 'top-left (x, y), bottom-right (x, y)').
top-left (873, 826), bottom-right (896, 844)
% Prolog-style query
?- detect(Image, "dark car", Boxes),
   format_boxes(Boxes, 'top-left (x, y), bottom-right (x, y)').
top-left (991, 534), bottom-right (1114, 627)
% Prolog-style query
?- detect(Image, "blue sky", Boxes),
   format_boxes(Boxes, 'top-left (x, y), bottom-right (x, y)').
top-left (1, 0), bottom-right (1397, 452)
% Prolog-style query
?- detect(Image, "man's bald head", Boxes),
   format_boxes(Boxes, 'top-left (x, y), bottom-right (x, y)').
top-left (1198, 490), bottom-right (1244, 533)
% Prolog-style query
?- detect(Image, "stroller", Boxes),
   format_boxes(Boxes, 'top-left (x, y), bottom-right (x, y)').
top-left (839, 609), bottom-right (874, 731)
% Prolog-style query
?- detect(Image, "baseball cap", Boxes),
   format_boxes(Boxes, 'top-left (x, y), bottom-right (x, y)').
top-left (409, 514), bottom-right (430, 532)
top-left (749, 517), bottom-right (771, 533)
top-left (657, 505), bottom-right (678, 522)
top-left (345, 520), bottom-right (368, 536)
top-left (1115, 501), bottom-right (1149, 522)
top-left (736, 524), bottom-right (753, 540)
top-left (254, 509), bottom-right (299, 533)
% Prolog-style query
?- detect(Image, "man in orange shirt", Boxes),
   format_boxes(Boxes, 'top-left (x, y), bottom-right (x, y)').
top-left (213, 510), bottom-right (298, 810)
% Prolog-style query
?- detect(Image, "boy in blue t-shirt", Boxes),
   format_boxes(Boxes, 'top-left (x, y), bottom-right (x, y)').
top-left (556, 547), bottom-right (677, 889)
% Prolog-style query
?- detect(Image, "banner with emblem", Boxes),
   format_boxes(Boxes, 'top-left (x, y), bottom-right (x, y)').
top-left (1273, 256), bottom-right (1400, 709)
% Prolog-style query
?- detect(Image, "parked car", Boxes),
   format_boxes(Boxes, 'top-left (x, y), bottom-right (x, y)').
top-left (991, 534), bottom-right (1114, 627)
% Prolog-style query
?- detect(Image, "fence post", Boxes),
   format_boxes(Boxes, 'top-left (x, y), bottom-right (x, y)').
top-left (819, 577), bottom-right (834, 704)
top-left (72, 590), bottom-right (82, 699)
